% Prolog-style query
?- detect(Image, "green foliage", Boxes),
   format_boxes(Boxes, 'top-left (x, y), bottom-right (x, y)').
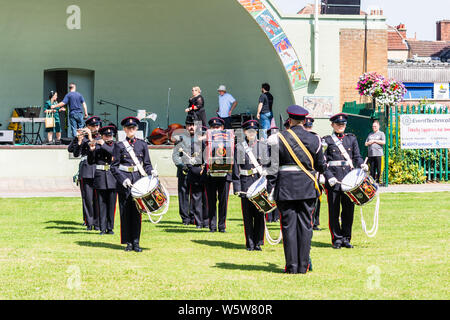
top-left (388, 147), bottom-right (427, 184)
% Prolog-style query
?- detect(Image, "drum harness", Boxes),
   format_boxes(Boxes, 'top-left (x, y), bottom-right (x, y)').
top-left (242, 141), bottom-right (282, 246)
top-left (123, 140), bottom-right (170, 224)
top-left (330, 134), bottom-right (380, 238)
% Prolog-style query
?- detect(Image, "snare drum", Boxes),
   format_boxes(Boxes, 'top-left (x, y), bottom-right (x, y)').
top-left (340, 169), bottom-right (378, 206)
top-left (131, 176), bottom-right (168, 214)
top-left (206, 129), bottom-right (235, 177)
top-left (246, 176), bottom-right (277, 214)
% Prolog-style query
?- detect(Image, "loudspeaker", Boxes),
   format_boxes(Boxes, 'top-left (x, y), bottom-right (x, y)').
top-left (0, 130), bottom-right (14, 144)
top-left (321, 0), bottom-right (361, 15)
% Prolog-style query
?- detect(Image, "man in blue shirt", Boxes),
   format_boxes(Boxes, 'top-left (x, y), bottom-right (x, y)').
top-left (53, 83), bottom-right (89, 137)
top-left (217, 85), bottom-right (238, 129)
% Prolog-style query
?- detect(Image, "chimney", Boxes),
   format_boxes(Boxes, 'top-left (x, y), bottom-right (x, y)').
top-left (396, 23), bottom-right (407, 38)
top-left (437, 20), bottom-right (450, 41)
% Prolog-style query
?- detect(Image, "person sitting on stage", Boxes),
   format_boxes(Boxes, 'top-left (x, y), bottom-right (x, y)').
top-left (232, 120), bottom-right (268, 251)
top-left (110, 116), bottom-right (156, 252)
top-left (44, 90), bottom-right (65, 144)
top-left (267, 105), bottom-right (326, 274)
top-left (322, 113), bottom-right (368, 249)
top-left (185, 86), bottom-right (207, 127)
top-left (88, 125), bottom-right (118, 235)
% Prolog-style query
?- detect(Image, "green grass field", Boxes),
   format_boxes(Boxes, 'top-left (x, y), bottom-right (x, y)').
top-left (0, 192), bottom-right (448, 300)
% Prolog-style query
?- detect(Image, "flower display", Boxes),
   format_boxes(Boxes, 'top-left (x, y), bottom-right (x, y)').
top-left (356, 72), bottom-right (407, 105)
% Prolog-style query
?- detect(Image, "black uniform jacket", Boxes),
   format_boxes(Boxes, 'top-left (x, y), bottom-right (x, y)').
top-left (87, 141), bottom-right (118, 190)
top-left (73, 135), bottom-right (101, 179)
top-left (322, 133), bottom-right (364, 191)
top-left (267, 125), bottom-right (326, 201)
top-left (232, 139), bottom-right (269, 194)
top-left (110, 138), bottom-right (154, 196)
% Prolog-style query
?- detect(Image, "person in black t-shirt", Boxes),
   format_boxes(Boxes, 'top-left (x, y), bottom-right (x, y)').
top-left (185, 86), bottom-right (207, 127)
top-left (256, 83), bottom-right (273, 139)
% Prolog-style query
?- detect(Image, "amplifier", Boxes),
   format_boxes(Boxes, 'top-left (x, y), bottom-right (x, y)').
top-left (0, 130), bottom-right (14, 144)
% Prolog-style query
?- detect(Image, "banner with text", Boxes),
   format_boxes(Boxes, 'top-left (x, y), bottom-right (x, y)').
top-left (400, 114), bottom-right (450, 149)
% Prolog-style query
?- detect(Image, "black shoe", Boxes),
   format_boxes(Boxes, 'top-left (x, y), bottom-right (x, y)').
top-left (255, 245), bottom-right (262, 251)
top-left (219, 229), bottom-right (226, 233)
top-left (196, 225), bottom-right (202, 229)
top-left (182, 222), bottom-right (190, 225)
top-left (342, 241), bottom-right (354, 249)
top-left (86, 226), bottom-right (92, 231)
top-left (313, 226), bottom-right (322, 231)
top-left (133, 243), bottom-right (143, 253)
top-left (332, 242), bottom-right (342, 249)
top-left (125, 243), bottom-right (133, 252)
top-left (246, 247), bottom-right (254, 251)
top-left (99, 230), bottom-right (106, 235)
top-left (94, 226), bottom-right (99, 231)
top-left (82, 222), bottom-right (86, 226)
top-left (209, 229), bottom-right (216, 233)
top-left (106, 230), bottom-right (114, 235)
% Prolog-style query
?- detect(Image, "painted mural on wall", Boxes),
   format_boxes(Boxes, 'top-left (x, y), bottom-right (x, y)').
top-left (237, 0), bottom-right (307, 90)
top-left (303, 96), bottom-right (334, 118)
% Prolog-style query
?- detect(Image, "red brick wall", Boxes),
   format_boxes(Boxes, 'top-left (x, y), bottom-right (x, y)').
top-left (437, 21), bottom-right (450, 41)
top-left (339, 29), bottom-right (388, 108)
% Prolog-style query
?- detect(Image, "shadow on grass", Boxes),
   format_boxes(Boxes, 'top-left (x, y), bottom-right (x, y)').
top-left (311, 241), bottom-right (331, 248)
top-left (213, 262), bottom-right (283, 273)
top-left (157, 227), bottom-right (209, 233)
top-left (191, 239), bottom-right (246, 250)
top-left (45, 226), bottom-right (80, 231)
top-left (75, 241), bottom-right (149, 251)
top-left (45, 220), bottom-right (83, 226)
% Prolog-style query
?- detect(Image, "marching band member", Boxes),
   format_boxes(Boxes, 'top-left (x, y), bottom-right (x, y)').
top-left (205, 117), bottom-right (231, 233)
top-left (232, 120), bottom-right (268, 251)
top-left (172, 117), bottom-right (193, 225)
top-left (266, 126), bottom-right (280, 223)
top-left (304, 117), bottom-right (324, 231)
top-left (267, 105), bottom-right (326, 274)
top-left (110, 117), bottom-right (155, 252)
top-left (73, 116), bottom-right (102, 231)
top-left (322, 113), bottom-right (366, 249)
top-left (88, 125), bottom-right (118, 235)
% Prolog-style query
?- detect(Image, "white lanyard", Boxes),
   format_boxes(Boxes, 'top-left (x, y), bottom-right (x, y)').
top-left (241, 141), bottom-right (263, 175)
top-left (123, 140), bottom-right (148, 177)
top-left (331, 133), bottom-right (354, 169)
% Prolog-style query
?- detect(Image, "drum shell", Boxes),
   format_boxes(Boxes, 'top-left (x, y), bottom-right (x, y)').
top-left (248, 190), bottom-right (277, 213)
top-left (343, 174), bottom-right (378, 206)
top-left (131, 177), bottom-right (168, 214)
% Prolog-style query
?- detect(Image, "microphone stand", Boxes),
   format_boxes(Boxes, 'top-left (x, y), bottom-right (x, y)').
top-left (97, 99), bottom-right (137, 128)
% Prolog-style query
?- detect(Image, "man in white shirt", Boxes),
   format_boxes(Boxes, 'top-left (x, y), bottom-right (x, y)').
top-left (365, 120), bottom-right (385, 184)
top-left (217, 85), bottom-right (238, 129)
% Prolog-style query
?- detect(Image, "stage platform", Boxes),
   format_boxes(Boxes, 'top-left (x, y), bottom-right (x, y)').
top-left (0, 144), bottom-right (178, 197)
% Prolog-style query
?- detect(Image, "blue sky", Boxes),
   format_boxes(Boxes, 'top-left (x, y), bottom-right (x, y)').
top-left (271, 0), bottom-right (450, 41)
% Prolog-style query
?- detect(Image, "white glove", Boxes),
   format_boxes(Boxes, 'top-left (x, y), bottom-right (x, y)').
top-left (319, 174), bottom-right (326, 185)
top-left (123, 178), bottom-right (132, 188)
top-left (151, 169), bottom-right (158, 177)
top-left (361, 164), bottom-right (369, 172)
top-left (268, 189), bottom-right (275, 202)
top-left (261, 169), bottom-right (268, 176)
top-left (328, 177), bottom-right (338, 187)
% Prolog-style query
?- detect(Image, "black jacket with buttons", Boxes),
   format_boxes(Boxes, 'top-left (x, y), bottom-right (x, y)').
top-left (322, 133), bottom-right (364, 191)
top-left (87, 142), bottom-right (118, 190)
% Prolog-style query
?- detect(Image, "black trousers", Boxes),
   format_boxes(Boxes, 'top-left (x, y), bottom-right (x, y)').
top-left (266, 208), bottom-right (280, 223)
top-left (96, 189), bottom-right (117, 232)
top-left (241, 198), bottom-right (265, 249)
top-left (190, 184), bottom-right (205, 226)
top-left (220, 116), bottom-right (232, 129)
top-left (368, 156), bottom-right (382, 183)
top-left (177, 174), bottom-right (191, 223)
top-left (326, 188), bottom-right (355, 245)
top-left (277, 199), bottom-right (315, 274)
top-left (206, 178), bottom-right (230, 231)
top-left (118, 192), bottom-right (141, 245)
top-left (313, 200), bottom-right (321, 227)
top-left (202, 188), bottom-right (209, 227)
top-left (80, 178), bottom-right (99, 228)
